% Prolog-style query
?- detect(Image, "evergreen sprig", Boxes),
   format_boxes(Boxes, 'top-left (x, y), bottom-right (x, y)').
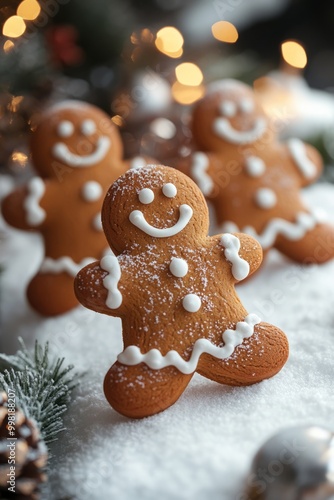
top-left (0, 338), bottom-right (77, 445)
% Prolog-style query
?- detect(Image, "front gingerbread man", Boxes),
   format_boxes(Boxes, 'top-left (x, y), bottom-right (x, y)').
top-left (178, 79), bottom-right (334, 264)
top-left (75, 165), bottom-right (289, 419)
top-left (1, 100), bottom-right (131, 316)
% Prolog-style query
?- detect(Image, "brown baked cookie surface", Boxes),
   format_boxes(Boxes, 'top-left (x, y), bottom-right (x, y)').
top-left (2, 100), bottom-right (130, 316)
top-left (177, 79), bottom-right (334, 265)
top-left (75, 165), bottom-right (289, 419)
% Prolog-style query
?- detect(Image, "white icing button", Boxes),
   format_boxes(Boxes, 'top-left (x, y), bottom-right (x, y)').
top-left (245, 156), bottom-right (266, 177)
top-left (130, 157), bottom-right (147, 169)
top-left (81, 181), bottom-right (103, 202)
top-left (182, 294), bottom-right (201, 313)
top-left (240, 98), bottom-right (254, 114)
top-left (162, 183), bottom-right (177, 198)
top-left (255, 188), bottom-right (277, 210)
top-left (57, 120), bottom-right (74, 138)
top-left (169, 257), bottom-right (188, 278)
top-left (219, 100), bottom-right (236, 117)
top-left (81, 119), bottom-right (96, 136)
top-left (138, 188), bottom-right (154, 204)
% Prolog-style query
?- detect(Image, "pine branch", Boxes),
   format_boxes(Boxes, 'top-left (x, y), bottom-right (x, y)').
top-left (0, 338), bottom-right (78, 445)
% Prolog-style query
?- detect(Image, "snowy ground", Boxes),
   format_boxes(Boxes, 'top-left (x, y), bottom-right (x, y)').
top-left (1, 181), bottom-right (334, 500)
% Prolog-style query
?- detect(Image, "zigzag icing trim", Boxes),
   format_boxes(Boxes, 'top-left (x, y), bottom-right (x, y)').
top-left (221, 210), bottom-right (326, 250)
top-left (40, 256), bottom-right (95, 277)
top-left (117, 313), bottom-right (261, 374)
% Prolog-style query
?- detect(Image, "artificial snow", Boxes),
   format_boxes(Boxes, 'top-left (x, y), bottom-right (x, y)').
top-left (1, 181), bottom-right (334, 500)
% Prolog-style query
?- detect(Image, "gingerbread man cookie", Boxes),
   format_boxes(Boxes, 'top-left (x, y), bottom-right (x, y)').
top-left (75, 165), bottom-right (288, 419)
top-left (2, 100), bottom-right (132, 316)
top-left (178, 79), bottom-right (334, 264)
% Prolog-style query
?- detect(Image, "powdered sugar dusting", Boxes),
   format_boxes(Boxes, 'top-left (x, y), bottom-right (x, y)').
top-left (2, 176), bottom-right (334, 500)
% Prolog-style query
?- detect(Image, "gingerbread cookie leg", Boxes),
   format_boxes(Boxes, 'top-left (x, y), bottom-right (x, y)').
top-left (104, 361), bottom-right (194, 419)
top-left (197, 322), bottom-right (289, 386)
top-left (27, 272), bottom-right (78, 316)
top-left (275, 223), bottom-right (334, 264)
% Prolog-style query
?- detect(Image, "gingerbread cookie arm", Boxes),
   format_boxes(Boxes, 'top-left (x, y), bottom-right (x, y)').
top-left (286, 138), bottom-right (323, 187)
top-left (1, 177), bottom-right (48, 231)
top-left (75, 256), bottom-right (126, 316)
top-left (220, 232), bottom-right (263, 281)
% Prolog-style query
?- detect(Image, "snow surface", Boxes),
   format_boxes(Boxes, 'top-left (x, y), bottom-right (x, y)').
top-left (1, 181), bottom-right (334, 500)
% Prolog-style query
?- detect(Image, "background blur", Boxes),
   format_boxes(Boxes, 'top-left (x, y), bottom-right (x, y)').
top-left (1, 0), bottom-right (334, 179)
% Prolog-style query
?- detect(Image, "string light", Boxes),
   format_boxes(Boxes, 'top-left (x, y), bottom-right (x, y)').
top-left (155, 27), bottom-right (184, 58)
top-left (3, 16), bottom-right (26, 38)
top-left (3, 40), bottom-right (15, 53)
top-left (172, 82), bottom-right (204, 105)
top-left (175, 63), bottom-right (203, 86)
top-left (11, 151), bottom-right (28, 167)
top-left (17, 0), bottom-right (41, 21)
top-left (281, 40), bottom-right (307, 69)
top-left (211, 21), bottom-right (238, 43)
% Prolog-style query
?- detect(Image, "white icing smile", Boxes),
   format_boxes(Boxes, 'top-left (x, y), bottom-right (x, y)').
top-left (129, 204), bottom-right (193, 238)
top-left (52, 136), bottom-right (111, 167)
top-left (213, 116), bottom-right (267, 145)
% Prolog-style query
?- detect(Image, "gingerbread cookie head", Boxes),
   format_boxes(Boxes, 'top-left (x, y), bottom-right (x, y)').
top-left (30, 100), bottom-right (123, 178)
top-left (102, 164), bottom-right (209, 254)
top-left (192, 80), bottom-right (271, 153)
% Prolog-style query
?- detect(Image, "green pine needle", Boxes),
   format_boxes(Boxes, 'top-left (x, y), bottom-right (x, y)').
top-left (0, 338), bottom-right (78, 445)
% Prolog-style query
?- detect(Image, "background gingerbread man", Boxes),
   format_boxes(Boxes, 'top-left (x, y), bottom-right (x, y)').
top-left (75, 165), bottom-right (289, 418)
top-left (1, 100), bottom-right (136, 316)
top-left (178, 79), bottom-right (334, 264)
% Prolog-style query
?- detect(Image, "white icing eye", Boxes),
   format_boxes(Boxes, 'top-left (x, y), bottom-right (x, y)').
top-left (255, 188), bottom-right (277, 209)
top-left (162, 183), bottom-right (177, 198)
top-left (245, 156), bottom-right (266, 177)
top-left (169, 257), bottom-right (188, 278)
top-left (138, 188), bottom-right (154, 204)
top-left (219, 100), bottom-right (236, 118)
top-left (81, 181), bottom-right (103, 202)
top-left (182, 294), bottom-right (201, 313)
top-left (57, 120), bottom-right (74, 138)
top-left (240, 98), bottom-right (254, 114)
top-left (81, 119), bottom-right (97, 136)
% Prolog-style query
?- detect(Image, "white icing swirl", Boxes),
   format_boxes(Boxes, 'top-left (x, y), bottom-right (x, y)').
top-left (52, 136), bottom-right (111, 167)
top-left (169, 257), bottom-right (188, 278)
top-left (287, 138), bottom-right (317, 179)
top-left (129, 204), bottom-right (193, 238)
top-left (101, 255), bottom-right (122, 309)
top-left (23, 177), bottom-right (46, 226)
top-left (182, 294), bottom-right (201, 313)
top-left (255, 188), bottom-right (277, 209)
top-left (213, 116), bottom-right (267, 145)
top-left (81, 181), bottom-right (103, 202)
top-left (220, 234), bottom-right (250, 281)
top-left (221, 209), bottom-right (326, 250)
top-left (117, 314), bottom-right (261, 374)
top-left (40, 256), bottom-right (95, 277)
top-left (191, 152), bottom-right (214, 196)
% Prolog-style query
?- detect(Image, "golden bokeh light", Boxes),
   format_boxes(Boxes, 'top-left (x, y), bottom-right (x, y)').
top-left (172, 81), bottom-right (204, 105)
top-left (281, 40), bottom-right (307, 69)
top-left (211, 21), bottom-right (238, 43)
top-left (111, 115), bottom-right (124, 127)
top-left (12, 151), bottom-right (28, 166)
top-left (17, 0), bottom-right (41, 20)
top-left (155, 27), bottom-right (184, 57)
top-left (3, 40), bottom-right (15, 53)
top-left (3, 16), bottom-right (26, 38)
top-left (175, 63), bottom-right (203, 86)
